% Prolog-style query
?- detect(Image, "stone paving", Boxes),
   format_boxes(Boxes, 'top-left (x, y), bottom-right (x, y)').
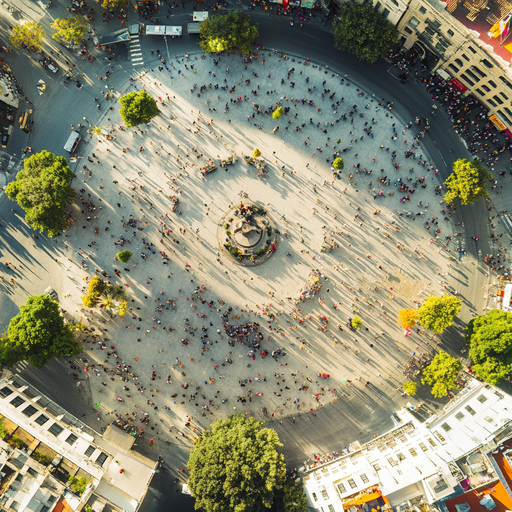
top-left (6, 50), bottom-right (461, 449)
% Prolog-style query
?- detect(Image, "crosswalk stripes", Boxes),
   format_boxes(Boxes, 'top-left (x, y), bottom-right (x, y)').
top-left (129, 35), bottom-right (144, 67)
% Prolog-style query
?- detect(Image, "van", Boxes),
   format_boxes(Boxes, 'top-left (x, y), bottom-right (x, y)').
top-left (64, 131), bottom-right (81, 153)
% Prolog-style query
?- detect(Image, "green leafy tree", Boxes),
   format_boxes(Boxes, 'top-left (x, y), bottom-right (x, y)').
top-left (351, 316), bottom-right (362, 329)
top-left (6, 151), bottom-right (74, 237)
top-left (444, 158), bottom-right (493, 205)
top-left (10, 22), bottom-right (45, 51)
top-left (116, 250), bottom-right (133, 263)
top-left (101, 0), bottom-right (128, 10)
top-left (188, 414), bottom-right (286, 512)
top-left (82, 294), bottom-right (99, 308)
top-left (103, 284), bottom-right (127, 302)
top-left (333, 157), bottom-right (344, 170)
top-left (422, 351), bottom-right (462, 398)
top-left (333, 5), bottom-right (398, 63)
top-left (0, 418), bottom-right (8, 438)
top-left (402, 382), bottom-right (418, 396)
top-left (118, 90), bottom-right (160, 128)
top-left (253, 149), bottom-right (261, 159)
top-left (51, 16), bottom-right (89, 45)
top-left (465, 309), bottom-right (512, 384)
top-left (88, 276), bottom-right (106, 296)
top-left (272, 107), bottom-right (283, 120)
top-left (68, 476), bottom-right (89, 496)
top-left (417, 294), bottom-right (461, 334)
top-left (0, 295), bottom-right (82, 370)
top-left (199, 11), bottom-right (259, 56)
top-left (273, 478), bottom-right (308, 512)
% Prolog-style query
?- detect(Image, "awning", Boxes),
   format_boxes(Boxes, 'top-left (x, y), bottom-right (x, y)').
top-left (343, 492), bottom-right (382, 508)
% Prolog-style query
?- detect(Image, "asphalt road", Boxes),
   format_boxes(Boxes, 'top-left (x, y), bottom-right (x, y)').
top-left (0, 7), bottom-right (493, 512)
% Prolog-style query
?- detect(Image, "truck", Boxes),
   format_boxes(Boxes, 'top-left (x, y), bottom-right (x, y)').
top-left (187, 22), bottom-right (201, 35)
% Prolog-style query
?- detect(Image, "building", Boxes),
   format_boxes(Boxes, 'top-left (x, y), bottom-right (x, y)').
top-left (0, 375), bottom-right (156, 512)
top-left (302, 379), bottom-right (512, 512)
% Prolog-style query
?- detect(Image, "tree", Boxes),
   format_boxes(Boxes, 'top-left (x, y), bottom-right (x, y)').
top-left (417, 294), bottom-right (461, 334)
top-left (422, 351), bottom-right (462, 398)
top-left (351, 316), bottom-right (362, 329)
top-left (465, 309), bottom-right (512, 385)
top-left (333, 5), bottom-right (398, 63)
top-left (272, 107), bottom-right (283, 120)
top-left (10, 22), bottom-right (45, 51)
top-left (118, 301), bottom-right (128, 317)
top-left (444, 158), bottom-right (493, 206)
top-left (402, 382), bottom-right (417, 396)
top-left (188, 414), bottom-right (286, 512)
top-left (199, 11), bottom-right (259, 56)
top-left (101, 0), bottom-right (128, 10)
top-left (116, 250), bottom-right (133, 263)
top-left (6, 151), bottom-right (74, 237)
top-left (397, 309), bottom-right (419, 329)
top-left (51, 16), bottom-right (89, 45)
top-left (118, 90), bottom-right (160, 128)
top-left (104, 284), bottom-right (127, 302)
top-left (273, 479), bottom-right (308, 512)
top-left (333, 157), bottom-right (344, 170)
top-left (253, 148), bottom-right (261, 158)
top-left (88, 276), bottom-right (106, 296)
top-left (0, 295), bottom-right (81, 369)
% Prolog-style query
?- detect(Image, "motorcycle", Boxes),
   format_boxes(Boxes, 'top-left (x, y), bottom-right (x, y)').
top-left (36, 79), bottom-right (46, 95)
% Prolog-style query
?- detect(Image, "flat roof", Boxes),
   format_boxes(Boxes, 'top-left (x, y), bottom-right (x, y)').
top-left (103, 425), bottom-right (135, 452)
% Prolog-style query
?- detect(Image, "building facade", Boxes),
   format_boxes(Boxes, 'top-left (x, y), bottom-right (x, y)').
top-left (303, 379), bottom-right (512, 512)
top-left (0, 376), bottom-right (156, 512)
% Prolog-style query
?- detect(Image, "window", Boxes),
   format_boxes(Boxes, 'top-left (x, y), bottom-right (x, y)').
top-left (485, 416), bottom-right (494, 423)
top-left (482, 59), bottom-right (493, 68)
top-left (328, 506), bottom-right (335, 512)
top-left (397, 453), bottom-right (406, 461)
top-left (40, 506), bottom-right (49, 512)
top-left (493, 95), bottom-right (504, 105)
top-left (382, 8), bottom-right (390, 17)
top-left (504, 107), bottom-right (512, 118)
top-left (397, 470), bottom-right (403, 475)
top-left (500, 92), bottom-right (508, 100)
top-left (460, 74), bottom-right (475, 87)
top-left (448, 64), bottom-right (459, 73)
top-left (419, 442), bottom-right (428, 451)
top-left (375, 2), bottom-right (382, 9)
top-left (65, 433), bottom-right (78, 445)
top-left (84, 445), bottom-right (95, 457)
top-left (404, 26), bottom-right (413, 34)
top-left (11, 502), bottom-right (19, 512)
top-left (465, 69), bottom-right (480, 82)
top-left (488, 99), bottom-right (497, 107)
top-left (462, 54), bottom-right (470, 61)
top-left (48, 496), bottom-right (56, 504)
top-left (0, 386), bottom-right (13, 398)
top-left (408, 17), bottom-right (420, 28)
top-left (348, 478), bottom-right (357, 489)
top-left (22, 405), bottom-right (38, 417)
top-left (472, 66), bottom-right (487, 78)
top-left (488, 80), bottom-right (497, 88)
top-left (10, 396), bottom-right (26, 408)
top-left (481, 84), bottom-right (491, 92)
top-left (455, 412), bottom-right (465, 420)
top-left (35, 414), bottom-right (49, 426)
top-left (476, 88), bottom-right (484, 96)
top-left (455, 58), bottom-right (463, 66)
top-left (361, 473), bottom-right (369, 484)
top-left (96, 452), bottom-right (108, 466)
top-left (428, 438), bottom-right (437, 447)
top-left (434, 431), bottom-right (446, 442)
top-left (441, 422), bottom-right (452, 432)
top-left (48, 423), bottom-right (64, 437)
top-left (499, 110), bottom-right (512, 124)
top-left (409, 448), bottom-right (418, 457)
top-left (465, 405), bottom-right (476, 415)
top-left (391, 0), bottom-right (398, 5)
top-left (477, 394), bottom-right (488, 403)
top-left (419, 6), bottom-right (427, 13)
top-left (388, 458), bottom-right (398, 467)
top-left (500, 75), bottom-right (512, 90)
top-left (468, 46), bottom-right (477, 54)
top-left (447, 29), bottom-right (454, 36)
top-left (337, 483), bottom-right (346, 494)
top-left (312, 493), bottom-right (318, 502)
top-left (321, 490), bottom-right (329, 500)
top-left (373, 463), bottom-right (381, 471)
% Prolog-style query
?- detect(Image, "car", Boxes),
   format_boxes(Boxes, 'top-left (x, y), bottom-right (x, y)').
top-left (1, 133), bottom-right (9, 148)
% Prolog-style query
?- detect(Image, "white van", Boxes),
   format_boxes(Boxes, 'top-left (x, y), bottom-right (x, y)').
top-left (64, 131), bottom-right (81, 153)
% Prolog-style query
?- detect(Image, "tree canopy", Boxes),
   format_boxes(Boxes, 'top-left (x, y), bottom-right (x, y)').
top-left (188, 414), bottom-right (286, 512)
top-left (101, 0), bottom-right (128, 10)
top-left (10, 22), bottom-right (45, 51)
top-left (466, 309), bottom-right (512, 384)
top-left (199, 11), bottom-right (259, 56)
top-left (398, 309), bottom-right (419, 329)
top-left (444, 158), bottom-right (493, 205)
top-left (402, 382), bottom-right (418, 396)
top-left (333, 157), bottom-right (344, 170)
top-left (422, 351), bottom-right (462, 398)
top-left (0, 295), bottom-right (81, 369)
top-left (51, 16), bottom-right (89, 45)
top-left (333, 5), bottom-right (398, 63)
top-left (116, 250), bottom-right (132, 263)
top-left (417, 294), bottom-right (461, 334)
top-left (273, 479), bottom-right (308, 512)
top-left (6, 151), bottom-right (74, 237)
top-left (272, 107), bottom-right (283, 119)
top-left (118, 90), bottom-right (160, 128)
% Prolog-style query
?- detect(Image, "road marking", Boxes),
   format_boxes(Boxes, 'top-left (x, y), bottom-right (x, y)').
top-left (129, 37), bottom-right (144, 67)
